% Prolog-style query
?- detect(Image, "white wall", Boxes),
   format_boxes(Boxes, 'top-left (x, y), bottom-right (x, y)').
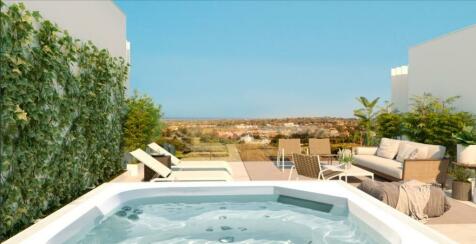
top-left (8, 0), bottom-right (127, 58)
top-left (391, 66), bottom-right (409, 113)
top-left (7, 0), bottom-right (130, 91)
top-left (407, 25), bottom-right (476, 114)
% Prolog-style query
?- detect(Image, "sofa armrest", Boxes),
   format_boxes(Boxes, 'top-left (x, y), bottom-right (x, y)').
top-left (402, 159), bottom-right (449, 187)
top-left (353, 147), bottom-right (378, 155)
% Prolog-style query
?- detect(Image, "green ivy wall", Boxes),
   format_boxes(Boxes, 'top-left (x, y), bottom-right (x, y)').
top-left (0, 2), bottom-right (128, 240)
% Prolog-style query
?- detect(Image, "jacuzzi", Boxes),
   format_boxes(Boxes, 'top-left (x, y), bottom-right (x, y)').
top-left (6, 181), bottom-right (454, 244)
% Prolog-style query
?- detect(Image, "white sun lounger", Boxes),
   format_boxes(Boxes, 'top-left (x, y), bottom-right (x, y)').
top-left (130, 149), bottom-right (232, 182)
top-left (147, 143), bottom-right (233, 174)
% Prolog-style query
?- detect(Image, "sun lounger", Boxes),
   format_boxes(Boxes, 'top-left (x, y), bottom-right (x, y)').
top-left (147, 143), bottom-right (232, 174)
top-left (130, 149), bottom-right (232, 182)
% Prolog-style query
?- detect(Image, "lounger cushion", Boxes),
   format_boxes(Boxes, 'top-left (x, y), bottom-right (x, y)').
top-left (376, 138), bottom-right (400, 159)
top-left (172, 171), bottom-right (232, 181)
top-left (174, 161), bottom-right (232, 173)
top-left (130, 149), bottom-right (172, 177)
top-left (148, 143), bottom-right (232, 174)
top-left (148, 143), bottom-right (181, 165)
top-left (353, 155), bottom-right (403, 179)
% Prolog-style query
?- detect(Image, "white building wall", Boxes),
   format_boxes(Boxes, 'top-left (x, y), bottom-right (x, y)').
top-left (391, 66), bottom-right (409, 113)
top-left (8, 0), bottom-right (127, 58)
top-left (407, 25), bottom-right (476, 114)
top-left (7, 0), bottom-right (130, 91)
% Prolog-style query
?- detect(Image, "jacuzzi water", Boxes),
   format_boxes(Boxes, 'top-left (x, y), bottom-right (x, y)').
top-left (66, 194), bottom-right (387, 244)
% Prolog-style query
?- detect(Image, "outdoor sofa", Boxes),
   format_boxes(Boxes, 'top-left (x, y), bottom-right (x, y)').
top-left (353, 138), bottom-right (449, 187)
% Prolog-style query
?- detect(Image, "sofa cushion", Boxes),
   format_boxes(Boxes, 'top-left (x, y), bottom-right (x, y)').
top-left (376, 138), bottom-right (400, 159)
top-left (400, 141), bottom-right (445, 160)
top-left (396, 143), bottom-right (425, 163)
top-left (353, 155), bottom-right (403, 179)
top-left (354, 147), bottom-right (378, 155)
top-left (396, 146), bottom-right (417, 163)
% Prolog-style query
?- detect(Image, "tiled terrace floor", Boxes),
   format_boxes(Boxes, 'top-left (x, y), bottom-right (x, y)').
top-left (112, 159), bottom-right (476, 243)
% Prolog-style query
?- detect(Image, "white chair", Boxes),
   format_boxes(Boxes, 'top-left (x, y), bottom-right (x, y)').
top-left (130, 149), bottom-right (232, 182)
top-left (147, 143), bottom-right (233, 174)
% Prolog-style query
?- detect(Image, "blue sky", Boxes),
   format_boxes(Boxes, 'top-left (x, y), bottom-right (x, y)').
top-left (116, 1), bottom-right (476, 118)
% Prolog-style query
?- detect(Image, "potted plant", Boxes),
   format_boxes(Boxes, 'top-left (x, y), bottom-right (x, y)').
top-left (453, 126), bottom-right (476, 165)
top-left (451, 165), bottom-right (473, 201)
top-left (338, 148), bottom-right (353, 170)
top-left (127, 158), bottom-right (141, 177)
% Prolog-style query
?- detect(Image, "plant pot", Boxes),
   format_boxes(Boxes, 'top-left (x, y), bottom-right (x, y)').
top-left (470, 178), bottom-right (476, 204)
top-left (452, 181), bottom-right (472, 201)
top-left (457, 144), bottom-right (476, 165)
top-left (127, 163), bottom-right (140, 177)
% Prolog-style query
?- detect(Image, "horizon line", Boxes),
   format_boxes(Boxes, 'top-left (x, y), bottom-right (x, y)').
top-left (164, 116), bottom-right (357, 121)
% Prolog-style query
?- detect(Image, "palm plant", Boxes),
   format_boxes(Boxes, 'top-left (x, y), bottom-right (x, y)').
top-left (453, 126), bottom-right (476, 146)
top-left (354, 97), bottom-right (380, 146)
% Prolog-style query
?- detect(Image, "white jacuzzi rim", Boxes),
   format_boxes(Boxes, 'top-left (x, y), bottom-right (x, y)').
top-left (5, 181), bottom-right (455, 244)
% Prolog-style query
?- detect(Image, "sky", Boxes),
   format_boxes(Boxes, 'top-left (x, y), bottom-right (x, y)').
top-left (115, 1), bottom-right (476, 119)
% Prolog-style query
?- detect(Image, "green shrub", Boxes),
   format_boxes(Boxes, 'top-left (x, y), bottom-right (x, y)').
top-left (451, 165), bottom-right (473, 183)
top-left (353, 97), bottom-right (380, 146)
top-left (0, 2), bottom-right (127, 240)
top-left (355, 94), bottom-right (475, 158)
top-left (453, 126), bottom-right (476, 146)
top-left (375, 112), bottom-right (403, 139)
top-left (402, 94), bottom-right (474, 158)
top-left (122, 92), bottom-right (163, 152)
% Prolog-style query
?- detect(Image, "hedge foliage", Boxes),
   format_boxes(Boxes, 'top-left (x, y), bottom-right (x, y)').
top-left (374, 94), bottom-right (475, 158)
top-left (122, 92), bottom-right (163, 153)
top-left (0, 2), bottom-right (128, 240)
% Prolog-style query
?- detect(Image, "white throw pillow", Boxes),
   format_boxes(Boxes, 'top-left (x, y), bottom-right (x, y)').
top-left (376, 138), bottom-right (400, 159)
top-left (396, 144), bottom-right (419, 163)
top-left (398, 142), bottom-right (428, 160)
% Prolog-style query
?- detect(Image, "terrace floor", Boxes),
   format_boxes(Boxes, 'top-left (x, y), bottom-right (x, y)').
top-left (112, 158), bottom-right (476, 243)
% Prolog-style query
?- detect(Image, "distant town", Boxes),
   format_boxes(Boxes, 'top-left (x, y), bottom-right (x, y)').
top-left (160, 117), bottom-right (360, 160)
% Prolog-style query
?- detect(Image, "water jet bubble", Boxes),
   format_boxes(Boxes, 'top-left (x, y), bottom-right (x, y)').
top-left (122, 206), bottom-right (132, 211)
top-left (133, 209), bottom-right (143, 214)
top-left (115, 210), bottom-right (127, 217)
top-left (206, 227), bottom-right (214, 232)
top-left (220, 226), bottom-right (232, 231)
top-left (264, 215), bottom-right (270, 218)
top-left (219, 206), bottom-right (227, 210)
top-left (218, 236), bottom-right (234, 243)
top-left (127, 214), bottom-right (139, 221)
top-left (219, 215), bottom-right (227, 220)
top-left (238, 227), bottom-right (247, 231)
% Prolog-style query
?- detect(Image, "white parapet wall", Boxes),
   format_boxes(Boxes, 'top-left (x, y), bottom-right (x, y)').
top-left (391, 65), bottom-right (409, 113)
top-left (408, 24), bottom-right (476, 114)
top-left (6, 0), bottom-right (130, 91)
top-left (392, 24), bottom-right (476, 114)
